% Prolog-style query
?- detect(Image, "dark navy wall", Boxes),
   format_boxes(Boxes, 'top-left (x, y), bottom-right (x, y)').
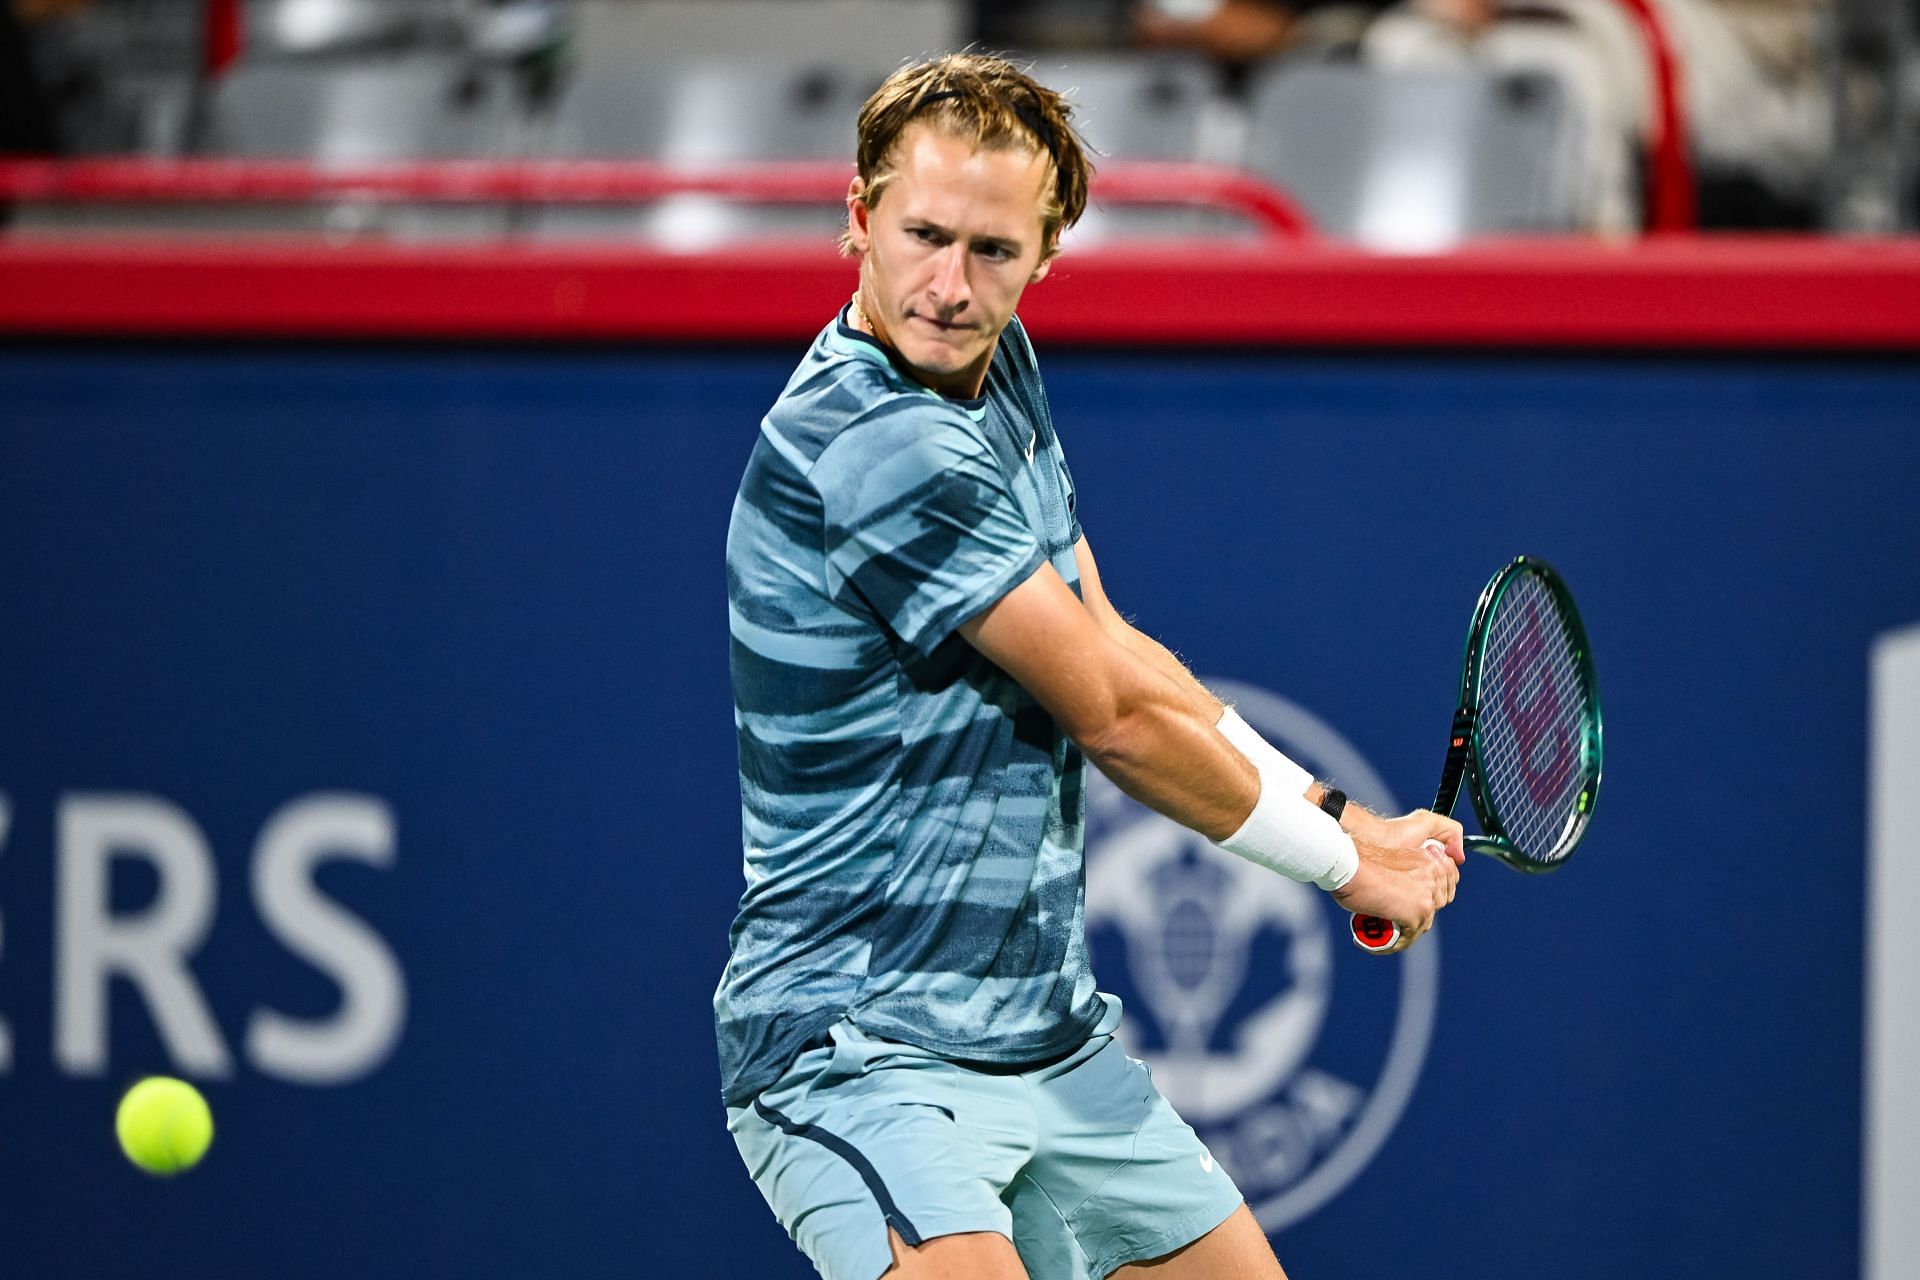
top-left (2, 344), bottom-right (1915, 1279)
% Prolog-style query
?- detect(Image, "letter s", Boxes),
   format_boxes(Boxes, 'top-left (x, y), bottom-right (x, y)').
top-left (246, 795), bottom-right (407, 1084)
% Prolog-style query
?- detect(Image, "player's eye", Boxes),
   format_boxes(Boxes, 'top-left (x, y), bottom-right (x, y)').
top-left (976, 243), bottom-right (1015, 262)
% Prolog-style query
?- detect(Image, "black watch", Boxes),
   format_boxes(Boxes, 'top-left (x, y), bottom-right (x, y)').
top-left (1317, 787), bottom-right (1348, 824)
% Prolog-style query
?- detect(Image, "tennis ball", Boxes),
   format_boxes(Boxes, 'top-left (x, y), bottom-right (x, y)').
top-left (115, 1077), bottom-right (213, 1176)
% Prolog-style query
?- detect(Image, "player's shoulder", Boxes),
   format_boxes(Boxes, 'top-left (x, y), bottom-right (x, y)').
top-left (987, 313), bottom-right (1050, 415)
top-left (767, 316), bottom-right (989, 476)
top-left (1000, 313), bottom-right (1040, 372)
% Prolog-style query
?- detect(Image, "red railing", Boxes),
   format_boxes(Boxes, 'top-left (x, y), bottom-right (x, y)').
top-left (1612, 0), bottom-right (1697, 231)
top-left (0, 157), bottom-right (1317, 243)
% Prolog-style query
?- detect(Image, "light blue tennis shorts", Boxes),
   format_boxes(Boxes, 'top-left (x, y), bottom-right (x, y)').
top-left (727, 999), bottom-right (1245, 1280)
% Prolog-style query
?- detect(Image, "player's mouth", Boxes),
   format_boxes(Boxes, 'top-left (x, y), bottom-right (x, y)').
top-left (911, 314), bottom-right (974, 334)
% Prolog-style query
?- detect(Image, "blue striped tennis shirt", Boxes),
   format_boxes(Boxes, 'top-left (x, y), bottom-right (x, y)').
top-left (716, 307), bottom-right (1109, 1106)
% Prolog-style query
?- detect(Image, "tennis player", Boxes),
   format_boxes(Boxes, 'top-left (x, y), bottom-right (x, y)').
top-left (718, 53), bottom-right (1464, 1280)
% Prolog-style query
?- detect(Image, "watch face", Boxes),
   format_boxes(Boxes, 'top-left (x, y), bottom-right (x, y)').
top-left (1320, 789), bottom-right (1347, 820)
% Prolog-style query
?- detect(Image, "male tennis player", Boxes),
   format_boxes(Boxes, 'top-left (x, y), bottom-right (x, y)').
top-left (718, 53), bottom-right (1464, 1280)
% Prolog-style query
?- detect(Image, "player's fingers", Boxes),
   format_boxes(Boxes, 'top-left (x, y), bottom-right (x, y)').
top-left (1421, 846), bottom-right (1454, 907)
top-left (1404, 879), bottom-right (1452, 946)
top-left (1422, 813), bottom-right (1466, 862)
top-left (1407, 895), bottom-right (1441, 944)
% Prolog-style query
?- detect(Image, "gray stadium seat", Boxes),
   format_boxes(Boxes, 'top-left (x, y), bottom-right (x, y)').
top-left (209, 55), bottom-right (510, 162)
top-left (541, 58), bottom-right (871, 163)
top-left (198, 53), bottom-right (516, 239)
top-left (1029, 55), bottom-right (1250, 247)
top-left (1243, 63), bottom-right (1583, 249)
top-left (1032, 54), bottom-right (1218, 162)
top-left (245, 0), bottom-right (465, 58)
top-left (529, 58), bottom-right (875, 249)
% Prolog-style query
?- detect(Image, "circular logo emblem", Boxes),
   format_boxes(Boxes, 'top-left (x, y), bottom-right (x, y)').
top-left (1084, 679), bottom-right (1439, 1230)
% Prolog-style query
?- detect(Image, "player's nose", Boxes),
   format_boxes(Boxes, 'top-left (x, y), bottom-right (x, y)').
top-left (928, 243), bottom-right (970, 313)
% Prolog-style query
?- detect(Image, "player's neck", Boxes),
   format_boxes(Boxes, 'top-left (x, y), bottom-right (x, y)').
top-left (850, 289), bottom-right (993, 401)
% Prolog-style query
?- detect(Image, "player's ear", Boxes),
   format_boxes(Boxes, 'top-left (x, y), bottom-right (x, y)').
top-left (1029, 249), bottom-right (1053, 284)
top-left (845, 178), bottom-right (872, 254)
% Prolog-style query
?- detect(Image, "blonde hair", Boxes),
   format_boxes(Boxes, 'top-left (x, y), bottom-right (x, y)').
top-left (841, 53), bottom-right (1093, 260)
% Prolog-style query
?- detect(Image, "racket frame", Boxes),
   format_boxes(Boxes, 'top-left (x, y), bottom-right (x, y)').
top-left (1442, 555), bottom-right (1603, 873)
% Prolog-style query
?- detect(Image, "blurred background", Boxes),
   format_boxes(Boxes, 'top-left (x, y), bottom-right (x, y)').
top-left (0, 0), bottom-right (1911, 239)
top-left (1, 1), bottom-right (1918, 1278)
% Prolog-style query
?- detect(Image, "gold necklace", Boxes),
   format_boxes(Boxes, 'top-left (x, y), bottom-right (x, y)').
top-left (851, 292), bottom-right (871, 334)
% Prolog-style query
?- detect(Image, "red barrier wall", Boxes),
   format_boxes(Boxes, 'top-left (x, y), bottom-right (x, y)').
top-left (3, 236), bottom-right (1919, 349)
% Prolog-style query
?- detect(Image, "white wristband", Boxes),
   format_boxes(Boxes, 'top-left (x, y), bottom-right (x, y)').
top-left (1216, 706), bottom-right (1311, 798)
top-left (1214, 707), bottom-right (1359, 891)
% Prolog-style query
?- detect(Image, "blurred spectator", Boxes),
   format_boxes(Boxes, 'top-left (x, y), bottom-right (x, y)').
top-left (2, 0), bottom-right (70, 228)
top-left (1362, 0), bottom-right (1830, 228)
top-left (1, 0), bottom-right (67, 157)
top-left (1134, 0), bottom-right (1396, 63)
top-left (972, 0), bottom-right (1134, 50)
top-left (973, 0), bottom-right (1395, 62)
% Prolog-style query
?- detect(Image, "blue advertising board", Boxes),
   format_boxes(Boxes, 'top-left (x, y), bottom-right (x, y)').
top-left (1, 343), bottom-right (1916, 1278)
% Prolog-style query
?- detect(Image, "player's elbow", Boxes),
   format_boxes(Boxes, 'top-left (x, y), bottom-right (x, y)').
top-left (1065, 683), bottom-right (1162, 776)
top-left (1074, 715), bottom-right (1152, 778)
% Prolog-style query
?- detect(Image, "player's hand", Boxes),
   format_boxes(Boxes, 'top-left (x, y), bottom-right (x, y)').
top-left (1333, 804), bottom-right (1465, 865)
top-left (1374, 809), bottom-right (1465, 866)
top-left (1330, 824), bottom-right (1461, 952)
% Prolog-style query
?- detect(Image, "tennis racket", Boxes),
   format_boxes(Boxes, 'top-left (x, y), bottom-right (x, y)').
top-left (1350, 555), bottom-right (1603, 953)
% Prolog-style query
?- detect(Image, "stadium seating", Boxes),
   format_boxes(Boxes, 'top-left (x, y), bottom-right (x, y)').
top-left (1242, 63), bottom-right (1585, 250)
top-left (197, 53), bottom-right (518, 239)
top-left (528, 57), bottom-right (878, 247)
top-left (209, 55), bottom-right (512, 162)
top-left (1030, 54), bottom-right (1258, 246)
top-left (5, 4), bottom-right (1625, 248)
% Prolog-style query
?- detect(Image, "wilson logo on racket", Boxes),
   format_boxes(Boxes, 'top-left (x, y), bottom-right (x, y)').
top-left (1496, 600), bottom-right (1574, 808)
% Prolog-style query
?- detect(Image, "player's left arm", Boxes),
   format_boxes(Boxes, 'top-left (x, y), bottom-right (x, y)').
top-left (1073, 535), bottom-right (1225, 715)
top-left (971, 542), bottom-right (1455, 919)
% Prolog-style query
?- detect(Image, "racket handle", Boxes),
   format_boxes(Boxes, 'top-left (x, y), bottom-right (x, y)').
top-left (1349, 913), bottom-right (1400, 951)
top-left (1348, 840), bottom-right (1448, 954)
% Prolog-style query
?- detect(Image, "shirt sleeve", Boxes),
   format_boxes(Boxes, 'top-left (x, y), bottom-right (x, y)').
top-left (812, 399), bottom-right (1046, 659)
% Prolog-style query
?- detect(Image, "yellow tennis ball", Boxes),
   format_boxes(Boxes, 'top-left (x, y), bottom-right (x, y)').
top-left (115, 1077), bottom-right (213, 1176)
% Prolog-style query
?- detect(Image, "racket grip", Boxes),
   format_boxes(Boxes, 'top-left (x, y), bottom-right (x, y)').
top-left (1348, 840), bottom-right (1448, 954)
top-left (1349, 914), bottom-right (1400, 952)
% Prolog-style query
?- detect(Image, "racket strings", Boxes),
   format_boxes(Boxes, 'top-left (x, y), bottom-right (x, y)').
top-left (1475, 574), bottom-right (1594, 863)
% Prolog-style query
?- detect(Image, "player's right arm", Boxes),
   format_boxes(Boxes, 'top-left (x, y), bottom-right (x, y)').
top-left (960, 563), bottom-right (1459, 943)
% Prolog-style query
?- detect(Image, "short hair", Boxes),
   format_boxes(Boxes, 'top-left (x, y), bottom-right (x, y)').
top-left (841, 53), bottom-right (1093, 260)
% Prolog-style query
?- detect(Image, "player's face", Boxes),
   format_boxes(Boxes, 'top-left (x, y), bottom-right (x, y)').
top-left (846, 124), bottom-right (1054, 399)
